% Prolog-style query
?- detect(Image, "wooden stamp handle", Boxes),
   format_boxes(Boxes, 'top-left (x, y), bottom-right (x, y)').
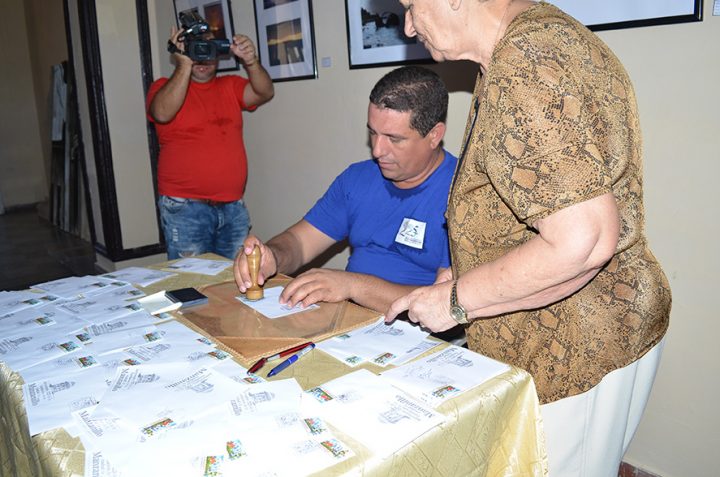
top-left (246, 245), bottom-right (264, 301)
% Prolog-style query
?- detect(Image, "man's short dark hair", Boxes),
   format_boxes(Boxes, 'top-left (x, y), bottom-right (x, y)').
top-left (369, 66), bottom-right (448, 137)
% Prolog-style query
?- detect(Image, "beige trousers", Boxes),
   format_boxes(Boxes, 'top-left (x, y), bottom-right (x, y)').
top-left (540, 337), bottom-right (665, 477)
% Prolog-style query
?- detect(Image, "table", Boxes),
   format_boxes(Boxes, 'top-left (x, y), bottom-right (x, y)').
top-left (0, 255), bottom-right (548, 477)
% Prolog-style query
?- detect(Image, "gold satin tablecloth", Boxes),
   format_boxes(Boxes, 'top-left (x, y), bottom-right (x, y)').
top-left (0, 256), bottom-right (548, 477)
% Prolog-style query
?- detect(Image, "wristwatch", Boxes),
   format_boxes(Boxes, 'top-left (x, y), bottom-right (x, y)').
top-left (449, 280), bottom-right (469, 324)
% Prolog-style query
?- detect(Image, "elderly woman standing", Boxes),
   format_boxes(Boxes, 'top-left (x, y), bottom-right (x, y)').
top-left (386, 1), bottom-right (671, 475)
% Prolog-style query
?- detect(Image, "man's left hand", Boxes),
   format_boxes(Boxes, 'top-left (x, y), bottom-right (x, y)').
top-left (230, 34), bottom-right (259, 67)
top-left (280, 269), bottom-right (354, 308)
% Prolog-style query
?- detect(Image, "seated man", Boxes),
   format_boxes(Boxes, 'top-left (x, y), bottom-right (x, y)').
top-left (234, 66), bottom-right (456, 315)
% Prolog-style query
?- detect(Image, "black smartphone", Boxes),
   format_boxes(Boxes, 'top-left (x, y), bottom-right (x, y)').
top-left (165, 287), bottom-right (208, 308)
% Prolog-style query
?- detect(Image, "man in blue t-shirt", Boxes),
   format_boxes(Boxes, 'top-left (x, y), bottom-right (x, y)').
top-left (234, 66), bottom-right (457, 314)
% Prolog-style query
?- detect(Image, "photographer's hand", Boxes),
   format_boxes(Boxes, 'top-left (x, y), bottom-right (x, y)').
top-left (231, 34), bottom-right (259, 68)
top-left (148, 27), bottom-right (194, 123)
top-left (168, 27), bottom-right (193, 68)
top-left (233, 34), bottom-right (274, 107)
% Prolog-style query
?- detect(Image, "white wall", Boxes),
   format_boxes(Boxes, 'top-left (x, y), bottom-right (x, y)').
top-left (597, 5), bottom-right (720, 475)
top-left (0, 0), bottom-right (47, 208)
top-left (145, 1), bottom-right (719, 475)
top-left (24, 0), bottom-right (69, 197)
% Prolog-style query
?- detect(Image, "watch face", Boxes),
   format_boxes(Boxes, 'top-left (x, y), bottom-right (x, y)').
top-left (450, 305), bottom-right (467, 324)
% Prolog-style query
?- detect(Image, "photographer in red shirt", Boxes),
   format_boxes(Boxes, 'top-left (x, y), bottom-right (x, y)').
top-left (147, 25), bottom-right (273, 259)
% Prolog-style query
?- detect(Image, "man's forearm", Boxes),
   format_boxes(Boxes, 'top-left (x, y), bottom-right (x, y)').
top-left (149, 62), bottom-right (192, 122)
top-left (265, 232), bottom-right (306, 276)
top-left (347, 273), bottom-right (417, 314)
top-left (244, 62), bottom-right (274, 103)
top-left (265, 220), bottom-right (336, 277)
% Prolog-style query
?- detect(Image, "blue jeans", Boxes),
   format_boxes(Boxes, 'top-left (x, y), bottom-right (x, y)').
top-left (158, 195), bottom-right (251, 260)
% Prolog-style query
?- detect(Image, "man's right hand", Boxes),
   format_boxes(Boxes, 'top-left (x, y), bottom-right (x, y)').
top-left (168, 27), bottom-right (193, 67)
top-left (233, 235), bottom-right (278, 292)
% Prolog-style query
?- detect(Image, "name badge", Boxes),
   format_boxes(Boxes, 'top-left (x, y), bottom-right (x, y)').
top-left (395, 218), bottom-right (426, 250)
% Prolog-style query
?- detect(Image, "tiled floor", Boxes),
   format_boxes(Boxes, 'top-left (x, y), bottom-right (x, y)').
top-left (619, 462), bottom-right (661, 477)
top-left (0, 207), bottom-right (97, 291)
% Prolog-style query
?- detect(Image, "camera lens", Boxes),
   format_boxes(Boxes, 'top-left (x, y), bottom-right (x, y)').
top-left (196, 44), bottom-right (211, 56)
top-left (187, 41), bottom-right (216, 61)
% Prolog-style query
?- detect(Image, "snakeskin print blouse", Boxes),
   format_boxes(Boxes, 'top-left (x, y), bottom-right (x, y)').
top-left (448, 3), bottom-right (671, 404)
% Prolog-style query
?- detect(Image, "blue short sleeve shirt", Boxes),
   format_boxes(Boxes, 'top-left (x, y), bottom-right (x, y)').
top-left (304, 150), bottom-right (457, 286)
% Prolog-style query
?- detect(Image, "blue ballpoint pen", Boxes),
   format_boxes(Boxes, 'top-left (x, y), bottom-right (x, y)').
top-left (267, 343), bottom-right (316, 377)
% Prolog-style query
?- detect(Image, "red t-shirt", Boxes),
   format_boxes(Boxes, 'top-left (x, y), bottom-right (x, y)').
top-left (147, 76), bottom-right (256, 202)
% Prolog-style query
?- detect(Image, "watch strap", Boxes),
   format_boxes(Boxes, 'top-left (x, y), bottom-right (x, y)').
top-left (450, 280), bottom-right (468, 324)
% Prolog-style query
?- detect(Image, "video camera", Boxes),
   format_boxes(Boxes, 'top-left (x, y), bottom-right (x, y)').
top-left (168, 11), bottom-right (230, 61)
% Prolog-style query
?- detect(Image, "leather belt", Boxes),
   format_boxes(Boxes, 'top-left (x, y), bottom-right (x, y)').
top-left (193, 198), bottom-right (234, 207)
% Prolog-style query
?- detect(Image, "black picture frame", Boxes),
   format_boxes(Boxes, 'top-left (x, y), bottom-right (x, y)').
top-left (344, 0), bottom-right (703, 70)
top-left (550, 0), bottom-right (703, 32)
top-left (172, 0), bottom-right (239, 72)
top-left (345, 0), bottom-right (432, 69)
top-left (253, 0), bottom-right (318, 82)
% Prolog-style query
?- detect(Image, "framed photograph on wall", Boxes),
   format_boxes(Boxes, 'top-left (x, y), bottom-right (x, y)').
top-left (549, 0), bottom-right (702, 31)
top-left (253, 0), bottom-right (318, 82)
top-left (172, 0), bottom-right (239, 72)
top-left (345, 0), bottom-right (432, 69)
